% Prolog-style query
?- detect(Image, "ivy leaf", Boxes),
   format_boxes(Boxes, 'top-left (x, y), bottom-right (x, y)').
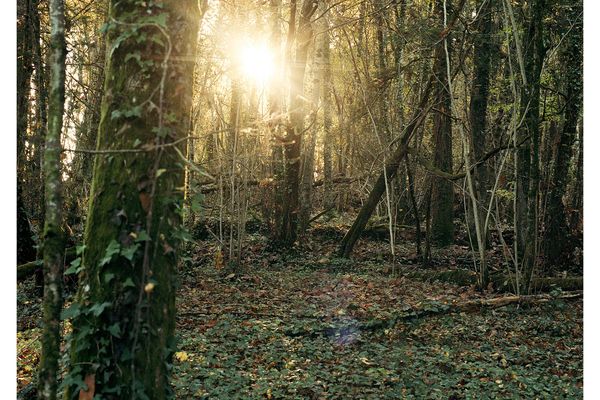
top-left (135, 230), bottom-right (151, 242)
top-left (99, 240), bottom-right (121, 267)
top-left (123, 278), bottom-right (136, 288)
top-left (65, 257), bottom-right (82, 275)
top-left (61, 303), bottom-right (81, 320)
top-left (76, 244), bottom-right (86, 256)
top-left (104, 272), bottom-right (115, 284)
top-left (108, 323), bottom-right (121, 338)
top-left (122, 243), bottom-right (140, 261)
top-left (89, 302), bottom-right (112, 317)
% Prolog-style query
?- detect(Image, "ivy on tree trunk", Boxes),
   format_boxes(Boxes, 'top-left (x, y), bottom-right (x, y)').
top-left (64, 1), bottom-right (200, 398)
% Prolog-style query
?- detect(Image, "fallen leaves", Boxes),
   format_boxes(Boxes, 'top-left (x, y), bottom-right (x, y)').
top-left (175, 351), bottom-right (189, 362)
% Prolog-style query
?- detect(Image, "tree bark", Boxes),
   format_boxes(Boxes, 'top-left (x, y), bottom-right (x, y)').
top-left (276, 0), bottom-right (318, 245)
top-left (518, 0), bottom-right (547, 290)
top-left (544, 0), bottom-right (582, 267)
top-left (430, 0), bottom-right (454, 247)
top-left (322, 21), bottom-right (334, 211)
top-left (65, 2), bottom-right (200, 398)
top-left (468, 0), bottom-right (493, 245)
top-left (17, 0), bottom-right (36, 269)
top-left (38, 0), bottom-right (66, 398)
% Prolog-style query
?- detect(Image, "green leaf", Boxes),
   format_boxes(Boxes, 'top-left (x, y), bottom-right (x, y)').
top-left (152, 126), bottom-right (170, 138)
top-left (156, 169), bottom-right (167, 178)
top-left (61, 303), bottom-right (81, 320)
top-left (99, 240), bottom-right (121, 266)
top-left (123, 278), bottom-right (136, 288)
top-left (122, 243), bottom-right (140, 261)
top-left (136, 230), bottom-right (151, 242)
top-left (89, 302), bottom-right (112, 317)
top-left (108, 323), bottom-right (121, 338)
top-left (104, 272), bottom-right (115, 284)
top-left (65, 257), bottom-right (82, 275)
top-left (76, 244), bottom-right (86, 256)
top-left (125, 51), bottom-right (142, 65)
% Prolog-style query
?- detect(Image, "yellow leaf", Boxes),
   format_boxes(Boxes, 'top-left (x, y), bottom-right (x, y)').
top-left (144, 282), bottom-right (155, 293)
top-left (175, 351), bottom-right (189, 362)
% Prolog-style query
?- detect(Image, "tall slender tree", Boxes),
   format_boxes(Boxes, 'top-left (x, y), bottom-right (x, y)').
top-left (276, 0), bottom-right (318, 244)
top-left (469, 0), bottom-right (493, 245)
top-left (38, 0), bottom-right (66, 397)
top-left (430, 0), bottom-right (454, 246)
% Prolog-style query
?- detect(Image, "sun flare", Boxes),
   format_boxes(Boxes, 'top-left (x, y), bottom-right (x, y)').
top-left (239, 42), bottom-right (275, 87)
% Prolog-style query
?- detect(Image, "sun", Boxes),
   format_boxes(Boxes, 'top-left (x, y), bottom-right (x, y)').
top-left (239, 42), bottom-right (275, 87)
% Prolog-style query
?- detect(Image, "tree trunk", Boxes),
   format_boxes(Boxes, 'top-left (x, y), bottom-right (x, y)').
top-left (38, 0), bottom-right (66, 397)
top-left (322, 18), bottom-right (334, 211)
top-left (17, 0), bottom-right (35, 267)
top-left (17, 183), bottom-right (36, 266)
top-left (518, 0), bottom-right (546, 290)
top-left (430, 0), bottom-right (454, 247)
top-left (268, 0), bottom-right (284, 231)
top-left (338, 0), bottom-right (466, 257)
top-left (468, 0), bottom-right (493, 246)
top-left (65, 2), bottom-right (200, 398)
top-left (276, 0), bottom-right (318, 245)
top-left (544, 1), bottom-right (582, 267)
top-left (338, 74), bottom-right (435, 257)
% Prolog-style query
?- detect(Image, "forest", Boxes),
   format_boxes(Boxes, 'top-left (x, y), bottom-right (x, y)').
top-left (16, 0), bottom-right (584, 398)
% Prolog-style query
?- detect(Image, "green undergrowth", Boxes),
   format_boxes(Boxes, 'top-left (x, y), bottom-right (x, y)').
top-left (17, 233), bottom-right (583, 398)
top-left (171, 257), bottom-right (582, 399)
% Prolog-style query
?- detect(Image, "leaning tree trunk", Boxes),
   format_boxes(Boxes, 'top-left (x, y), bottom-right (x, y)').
top-left (276, 0), bottom-right (318, 245)
top-left (338, 74), bottom-right (435, 257)
top-left (544, 0), bottom-right (582, 267)
top-left (65, 2), bottom-right (200, 398)
top-left (430, 0), bottom-right (454, 247)
top-left (38, 0), bottom-right (66, 398)
top-left (338, 0), bottom-right (466, 258)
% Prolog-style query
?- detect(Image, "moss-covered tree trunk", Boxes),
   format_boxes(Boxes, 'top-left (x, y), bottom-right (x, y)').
top-left (65, 1), bottom-right (200, 398)
top-left (38, 0), bottom-right (66, 398)
top-left (430, 0), bottom-right (454, 247)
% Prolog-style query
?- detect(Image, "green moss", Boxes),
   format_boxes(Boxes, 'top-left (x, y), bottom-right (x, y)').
top-left (64, 2), bottom-right (200, 399)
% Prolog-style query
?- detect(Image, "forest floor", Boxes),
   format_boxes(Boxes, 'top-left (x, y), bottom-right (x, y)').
top-left (17, 219), bottom-right (583, 399)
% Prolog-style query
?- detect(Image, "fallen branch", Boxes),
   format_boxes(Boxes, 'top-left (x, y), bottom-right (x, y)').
top-left (405, 269), bottom-right (582, 292)
top-left (284, 291), bottom-right (582, 338)
top-left (17, 247), bottom-right (76, 282)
